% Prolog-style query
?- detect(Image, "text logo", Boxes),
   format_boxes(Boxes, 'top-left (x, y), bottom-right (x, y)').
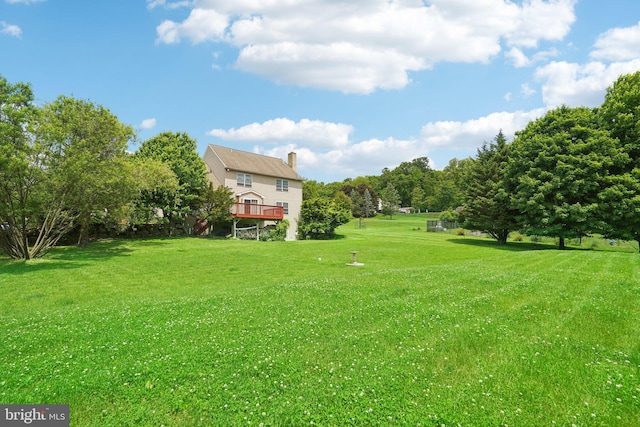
top-left (0, 405), bottom-right (69, 427)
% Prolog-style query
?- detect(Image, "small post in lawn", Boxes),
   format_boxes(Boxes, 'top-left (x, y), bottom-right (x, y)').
top-left (347, 251), bottom-right (364, 267)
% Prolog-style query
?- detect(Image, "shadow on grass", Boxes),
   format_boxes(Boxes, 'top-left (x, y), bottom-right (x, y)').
top-left (446, 237), bottom-right (558, 252)
top-left (450, 236), bottom-right (640, 253)
top-left (0, 239), bottom-right (148, 275)
top-left (300, 234), bottom-right (347, 240)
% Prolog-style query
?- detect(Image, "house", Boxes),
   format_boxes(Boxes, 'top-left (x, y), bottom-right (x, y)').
top-left (203, 144), bottom-right (303, 240)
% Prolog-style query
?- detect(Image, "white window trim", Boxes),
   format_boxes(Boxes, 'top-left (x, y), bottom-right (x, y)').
top-left (276, 201), bottom-right (289, 214)
top-left (237, 173), bottom-right (252, 187)
top-left (276, 179), bottom-right (289, 192)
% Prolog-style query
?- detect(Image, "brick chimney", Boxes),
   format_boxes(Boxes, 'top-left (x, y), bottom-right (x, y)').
top-left (287, 152), bottom-right (297, 172)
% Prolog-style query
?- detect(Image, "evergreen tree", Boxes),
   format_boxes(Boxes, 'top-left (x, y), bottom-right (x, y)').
top-left (380, 183), bottom-right (401, 219)
top-left (363, 189), bottom-right (376, 217)
top-left (463, 131), bottom-right (519, 244)
top-left (349, 188), bottom-right (364, 217)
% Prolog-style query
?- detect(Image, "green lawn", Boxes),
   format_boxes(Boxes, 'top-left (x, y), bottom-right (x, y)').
top-left (1, 216), bottom-right (639, 426)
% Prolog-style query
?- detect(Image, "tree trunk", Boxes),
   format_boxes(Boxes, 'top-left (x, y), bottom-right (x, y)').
top-left (77, 212), bottom-right (91, 248)
top-left (20, 216), bottom-right (31, 260)
top-left (558, 236), bottom-right (565, 250)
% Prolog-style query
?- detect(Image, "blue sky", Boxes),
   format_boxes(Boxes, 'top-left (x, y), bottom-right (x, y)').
top-left (2, 0), bottom-right (640, 182)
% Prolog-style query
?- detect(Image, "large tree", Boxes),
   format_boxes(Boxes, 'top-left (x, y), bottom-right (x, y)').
top-left (599, 71), bottom-right (640, 161)
top-left (463, 131), bottom-right (519, 244)
top-left (598, 71), bottom-right (640, 249)
top-left (0, 77), bottom-right (75, 259)
top-left (134, 132), bottom-right (208, 226)
top-left (598, 169), bottom-right (640, 250)
top-left (39, 96), bottom-right (137, 248)
top-left (128, 158), bottom-right (180, 225)
top-left (505, 106), bottom-right (624, 249)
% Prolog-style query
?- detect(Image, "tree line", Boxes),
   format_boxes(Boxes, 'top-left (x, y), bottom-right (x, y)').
top-left (3, 71), bottom-right (640, 254)
top-left (302, 72), bottom-right (640, 250)
top-left (0, 75), bottom-right (235, 259)
top-left (303, 156), bottom-right (469, 218)
top-left (464, 71), bottom-right (640, 250)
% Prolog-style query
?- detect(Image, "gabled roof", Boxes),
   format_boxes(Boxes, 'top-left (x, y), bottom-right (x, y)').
top-left (208, 144), bottom-right (302, 181)
top-left (236, 190), bottom-right (266, 199)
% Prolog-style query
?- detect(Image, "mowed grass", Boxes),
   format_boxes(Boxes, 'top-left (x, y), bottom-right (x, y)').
top-left (1, 216), bottom-right (639, 426)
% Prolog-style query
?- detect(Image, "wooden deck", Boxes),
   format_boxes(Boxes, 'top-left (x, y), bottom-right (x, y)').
top-left (231, 203), bottom-right (284, 220)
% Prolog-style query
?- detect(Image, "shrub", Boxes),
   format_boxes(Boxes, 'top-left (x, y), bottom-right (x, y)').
top-left (512, 232), bottom-right (524, 241)
top-left (456, 228), bottom-right (465, 236)
top-left (268, 219), bottom-right (290, 241)
top-left (299, 197), bottom-right (351, 239)
top-left (439, 209), bottom-right (458, 222)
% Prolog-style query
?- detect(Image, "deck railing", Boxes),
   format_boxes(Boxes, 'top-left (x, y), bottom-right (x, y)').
top-left (231, 203), bottom-right (284, 220)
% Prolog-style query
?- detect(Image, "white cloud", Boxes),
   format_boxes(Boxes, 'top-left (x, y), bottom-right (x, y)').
top-left (591, 21), bottom-right (640, 61)
top-left (534, 48), bottom-right (560, 63)
top-left (5, 0), bottom-right (45, 4)
top-left (420, 109), bottom-right (546, 152)
top-left (156, 8), bottom-right (228, 44)
top-left (506, 46), bottom-right (559, 68)
top-left (260, 137), bottom-right (424, 179)
top-left (0, 21), bottom-right (22, 38)
top-left (506, 47), bottom-right (531, 67)
top-left (504, 0), bottom-right (576, 48)
top-left (154, 0), bottom-right (577, 93)
top-left (139, 118), bottom-right (157, 130)
top-left (531, 21), bottom-right (640, 108)
top-left (146, 0), bottom-right (191, 10)
top-left (521, 83), bottom-right (536, 98)
top-left (235, 42), bottom-right (424, 94)
top-left (207, 118), bottom-right (354, 149)
top-left (218, 109), bottom-right (548, 179)
top-left (535, 59), bottom-right (640, 108)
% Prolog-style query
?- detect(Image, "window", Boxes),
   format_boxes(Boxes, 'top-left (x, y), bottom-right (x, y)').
top-left (276, 202), bottom-right (289, 215)
top-left (237, 173), bottom-right (252, 187)
top-left (276, 179), bottom-right (289, 192)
